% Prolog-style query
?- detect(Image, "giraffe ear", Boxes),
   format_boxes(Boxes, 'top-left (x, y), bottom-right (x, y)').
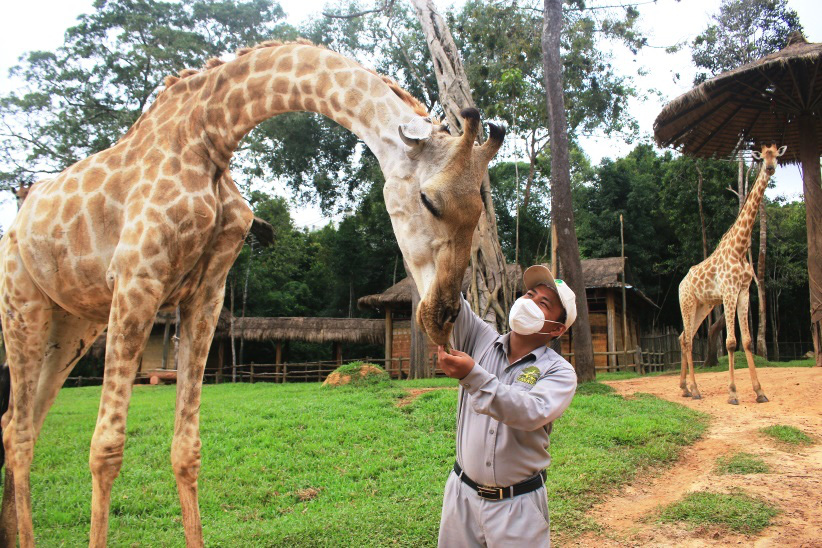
top-left (751, 150), bottom-right (762, 161)
top-left (777, 145), bottom-right (787, 157)
top-left (398, 117), bottom-right (433, 148)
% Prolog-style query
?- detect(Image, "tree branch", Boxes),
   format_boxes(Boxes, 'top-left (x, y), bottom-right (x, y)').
top-left (323, 0), bottom-right (396, 19)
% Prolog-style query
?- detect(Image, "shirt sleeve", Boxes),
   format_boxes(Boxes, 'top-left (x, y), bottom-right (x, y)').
top-left (450, 294), bottom-right (499, 357)
top-left (457, 361), bottom-right (578, 431)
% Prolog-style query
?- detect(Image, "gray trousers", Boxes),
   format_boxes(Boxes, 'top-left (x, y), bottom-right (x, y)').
top-left (438, 471), bottom-right (550, 547)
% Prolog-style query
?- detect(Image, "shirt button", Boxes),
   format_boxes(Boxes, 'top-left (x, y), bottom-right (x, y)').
top-left (485, 461), bottom-right (491, 467)
top-left (464, 383), bottom-right (471, 389)
top-left (489, 429), bottom-right (495, 435)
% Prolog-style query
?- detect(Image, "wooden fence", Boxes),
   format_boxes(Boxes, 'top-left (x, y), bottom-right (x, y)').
top-left (61, 334), bottom-right (813, 387)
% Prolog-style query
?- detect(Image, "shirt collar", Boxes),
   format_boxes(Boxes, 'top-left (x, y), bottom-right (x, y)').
top-left (494, 333), bottom-right (551, 367)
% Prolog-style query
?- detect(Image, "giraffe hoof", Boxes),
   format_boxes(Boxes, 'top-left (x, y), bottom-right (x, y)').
top-left (682, 392), bottom-right (692, 398)
top-left (691, 394), bottom-right (702, 400)
top-left (728, 398), bottom-right (739, 405)
top-left (756, 395), bottom-right (769, 403)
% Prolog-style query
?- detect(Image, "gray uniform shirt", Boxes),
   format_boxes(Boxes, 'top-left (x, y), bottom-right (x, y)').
top-left (452, 296), bottom-right (577, 487)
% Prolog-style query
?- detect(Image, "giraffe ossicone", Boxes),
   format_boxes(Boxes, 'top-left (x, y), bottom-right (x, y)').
top-left (0, 40), bottom-right (504, 547)
top-left (678, 143), bottom-right (785, 406)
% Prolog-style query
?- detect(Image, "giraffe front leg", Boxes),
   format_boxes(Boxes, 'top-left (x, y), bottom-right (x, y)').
top-left (172, 280), bottom-right (243, 546)
top-left (737, 290), bottom-right (768, 403)
top-left (89, 278), bottom-right (163, 548)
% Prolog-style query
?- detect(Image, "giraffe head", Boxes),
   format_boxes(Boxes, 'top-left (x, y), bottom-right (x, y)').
top-left (11, 181), bottom-right (33, 210)
top-left (386, 108), bottom-right (505, 345)
top-left (751, 144), bottom-right (787, 176)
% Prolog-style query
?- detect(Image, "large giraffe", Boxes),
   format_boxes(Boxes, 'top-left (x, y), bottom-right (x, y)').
top-left (678, 143), bottom-right (786, 405)
top-left (0, 40), bottom-right (504, 547)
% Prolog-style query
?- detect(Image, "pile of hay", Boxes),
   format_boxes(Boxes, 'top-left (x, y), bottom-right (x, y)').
top-left (322, 362), bottom-right (389, 388)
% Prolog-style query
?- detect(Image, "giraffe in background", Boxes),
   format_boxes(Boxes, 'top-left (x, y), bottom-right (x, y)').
top-left (678, 143), bottom-right (786, 405)
top-left (0, 40), bottom-right (503, 546)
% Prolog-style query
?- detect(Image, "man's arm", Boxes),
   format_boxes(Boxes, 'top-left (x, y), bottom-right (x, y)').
top-left (457, 362), bottom-right (577, 431)
top-left (450, 294), bottom-right (498, 356)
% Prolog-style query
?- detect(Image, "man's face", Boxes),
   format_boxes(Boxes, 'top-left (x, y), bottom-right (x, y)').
top-left (523, 284), bottom-right (566, 336)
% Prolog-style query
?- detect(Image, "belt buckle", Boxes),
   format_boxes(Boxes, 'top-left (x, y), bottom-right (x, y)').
top-left (477, 485), bottom-right (503, 500)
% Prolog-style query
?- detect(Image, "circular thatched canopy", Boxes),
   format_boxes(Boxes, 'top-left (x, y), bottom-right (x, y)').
top-left (654, 32), bottom-right (822, 164)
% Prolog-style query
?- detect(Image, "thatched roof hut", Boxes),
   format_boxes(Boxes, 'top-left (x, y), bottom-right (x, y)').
top-left (222, 317), bottom-right (384, 345)
top-left (358, 264), bottom-right (524, 311)
top-left (654, 32), bottom-right (822, 163)
top-left (358, 258), bottom-right (655, 310)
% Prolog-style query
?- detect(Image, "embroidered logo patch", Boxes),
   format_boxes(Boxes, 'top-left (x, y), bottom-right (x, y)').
top-left (516, 366), bottom-right (540, 385)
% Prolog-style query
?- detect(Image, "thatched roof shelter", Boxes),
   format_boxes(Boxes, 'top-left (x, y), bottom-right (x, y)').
top-left (358, 264), bottom-right (523, 311)
top-left (359, 258), bottom-right (656, 310)
top-left (654, 32), bottom-right (822, 163)
top-left (222, 317), bottom-right (384, 345)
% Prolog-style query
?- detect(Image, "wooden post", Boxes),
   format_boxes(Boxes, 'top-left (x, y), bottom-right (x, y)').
top-left (799, 113), bottom-right (822, 367)
top-left (385, 307), bottom-right (393, 374)
top-left (334, 342), bottom-right (342, 365)
top-left (216, 339), bottom-right (224, 383)
top-left (275, 342), bottom-right (282, 364)
top-left (161, 319), bottom-right (172, 370)
top-left (606, 291), bottom-right (616, 371)
top-left (250, 362), bottom-right (255, 384)
top-left (620, 214), bottom-right (629, 372)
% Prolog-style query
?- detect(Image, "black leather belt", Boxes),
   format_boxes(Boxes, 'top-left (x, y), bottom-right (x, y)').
top-left (454, 462), bottom-right (546, 501)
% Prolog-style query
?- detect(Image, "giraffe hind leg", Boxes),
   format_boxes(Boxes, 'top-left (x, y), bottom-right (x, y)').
top-left (723, 291), bottom-right (741, 405)
top-left (1, 260), bottom-right (54, 548)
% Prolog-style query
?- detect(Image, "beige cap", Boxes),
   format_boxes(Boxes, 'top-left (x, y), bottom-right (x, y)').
top-left (522, 265), bottom-right (577, 329)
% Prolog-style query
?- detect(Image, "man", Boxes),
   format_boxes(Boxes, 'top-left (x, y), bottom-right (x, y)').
top-left (437, 265), bottom-right (578, 547)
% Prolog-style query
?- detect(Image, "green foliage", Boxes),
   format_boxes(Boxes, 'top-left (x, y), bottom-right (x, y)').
top-left (692, 0), bottom-right (803, 84)
top-left (760, 425), bottom-right (814, 446)
top-left (31, 379), bottom-right (705, 544)
top-left (0, 0), bottom-right (295, 188)
top-left (574, 382), bottom-right (615, 396)
top-left (658, 491), bottom-right (779, 534)
top-left (715, 452), bottom-right (770, 475)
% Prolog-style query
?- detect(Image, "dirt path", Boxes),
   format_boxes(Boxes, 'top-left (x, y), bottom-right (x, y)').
top-left (572, 367), bottom-right (822, 547)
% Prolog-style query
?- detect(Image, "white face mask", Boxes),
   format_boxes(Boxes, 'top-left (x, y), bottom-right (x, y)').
top-left (508, 296), bottom-right (565, 336)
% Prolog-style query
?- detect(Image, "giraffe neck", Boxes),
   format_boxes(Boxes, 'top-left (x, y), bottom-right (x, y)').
top-left (720, 163), bottom-right (771, 257)
top-left (168, 44), bottom-right (420, 175)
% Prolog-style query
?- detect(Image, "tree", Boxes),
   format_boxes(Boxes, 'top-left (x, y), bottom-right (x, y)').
top-left (690, 0), bottom-right (803, 356)
top-left (692, 0), bottom-right (802, 85)
top-left (542, 0), bottom-right (595, 381)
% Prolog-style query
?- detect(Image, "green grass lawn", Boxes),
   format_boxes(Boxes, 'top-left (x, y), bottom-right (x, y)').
top-left (26, 378), bottom-right (707, 546)
top-left (658, 491), bottom-right (779, 534)
top-left (760, 425), bottom-right (815, 447)
top-left (597, 354), bottom-right (815, 382)
top-left (714, 452), bottom-right (770, 475)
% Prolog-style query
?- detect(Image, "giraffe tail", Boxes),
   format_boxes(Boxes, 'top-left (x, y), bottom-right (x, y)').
top-left (0, 363), bottom-right (9, 469)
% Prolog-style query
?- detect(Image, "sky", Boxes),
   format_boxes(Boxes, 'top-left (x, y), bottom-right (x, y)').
top-left (1, 0), bottom-right (820, 230)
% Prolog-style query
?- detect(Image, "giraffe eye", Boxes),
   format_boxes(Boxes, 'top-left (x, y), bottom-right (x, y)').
top-left (420, 192), bottom-right (441, 218)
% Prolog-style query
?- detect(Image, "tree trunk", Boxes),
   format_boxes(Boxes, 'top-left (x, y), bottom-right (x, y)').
top-left (799, 113), bottom-right (822, 367)
top-left (704, 315), bottom-right (726, 367)
top-left (239, 240), bottom-right (253, 366)
top-left (229, 277), bottom-right (237, 382)
top-left (696, 162), bottom-right (708, 260)
top-left (409, 0), bottom-right (512, 331)
top-left (542, 0), bottom-right (595, 381)
top-left (756, 201), bottom-right (768, 357)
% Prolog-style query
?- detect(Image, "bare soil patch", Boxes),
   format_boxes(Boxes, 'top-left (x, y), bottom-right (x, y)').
top-left (572, 367), bottom-right (822, 547)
